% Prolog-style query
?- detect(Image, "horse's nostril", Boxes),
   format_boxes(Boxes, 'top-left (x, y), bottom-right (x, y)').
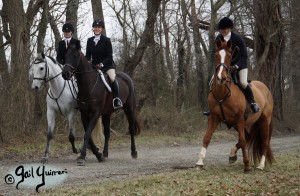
top-left (35, 86), bottom-right (39, 90)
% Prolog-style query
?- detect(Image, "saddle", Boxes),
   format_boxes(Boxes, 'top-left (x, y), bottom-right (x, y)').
top-left (97, 70), bottom-right (112, 92)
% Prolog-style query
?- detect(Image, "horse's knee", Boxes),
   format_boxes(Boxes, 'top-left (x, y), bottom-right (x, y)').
top-left (47, 130), bottom-right (53, 140)
top-left (238, 139), bottom-right (246, 147)
top-left (69, 131), bottom-right (75, 141)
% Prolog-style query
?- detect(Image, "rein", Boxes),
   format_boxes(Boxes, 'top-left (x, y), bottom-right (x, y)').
top-left (32, 58), bottom-right (62, 83)
top-left (212, 63), bottom-right (233, 128)
top-left (64, 52), bottom-right (101, 105)
top-left (31, 57), bottom-right (77, 116)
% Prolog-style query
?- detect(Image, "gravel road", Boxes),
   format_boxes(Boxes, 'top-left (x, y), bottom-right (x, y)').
top-left (1, 135), bottom-right (299, 195)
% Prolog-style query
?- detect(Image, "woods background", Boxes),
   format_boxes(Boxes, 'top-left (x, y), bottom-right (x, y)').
top-left (0, 0), bottom-right (299, 144)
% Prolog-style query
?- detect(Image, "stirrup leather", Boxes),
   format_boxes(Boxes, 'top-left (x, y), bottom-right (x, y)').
top-left (113, 97), bottom-right (123, 109)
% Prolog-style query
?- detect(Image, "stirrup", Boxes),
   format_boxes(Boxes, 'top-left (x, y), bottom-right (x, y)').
top-left (113, 97), bottom-right (123, 109)
top-left (250, 103), bottom-right (260, 113)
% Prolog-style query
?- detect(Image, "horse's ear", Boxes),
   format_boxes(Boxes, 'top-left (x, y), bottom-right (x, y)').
top-left (41, 52), bottom-right (45, 59)
top-left (75, 40), bottom-right (81, 50)
top-left (216, 39), bottom-right (222, 49)
top-left (227, 40), bottom-right (232, 49)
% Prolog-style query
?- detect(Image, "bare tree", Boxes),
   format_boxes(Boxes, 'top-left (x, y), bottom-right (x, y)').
top-left (254, 0), bottom-right (284, 119)
top-left (123, 0), bottom-right (162, 77)
top-left (37, 0), bottom-right (49, 53)
top-left (91, 0), bottom-right (105, 35)
top-left (66, 0), bottom-right (79, 38)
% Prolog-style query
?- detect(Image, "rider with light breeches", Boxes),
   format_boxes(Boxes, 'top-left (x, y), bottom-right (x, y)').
top-left (204, 17), bottom-right (260, 115)
top-left (85, 19), bottom-right (123, 109)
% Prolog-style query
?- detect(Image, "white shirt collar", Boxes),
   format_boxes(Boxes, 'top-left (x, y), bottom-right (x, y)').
top-left (224, 32), bottom-right (231, 42)
top-left (63, 37), bottom-right (72, 42)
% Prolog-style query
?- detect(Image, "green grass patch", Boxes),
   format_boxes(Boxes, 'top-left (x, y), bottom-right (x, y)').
top-left (43, 150), bottom-right (300, 195)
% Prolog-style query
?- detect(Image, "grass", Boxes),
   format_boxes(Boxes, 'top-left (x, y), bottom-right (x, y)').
top-left (41, 150), bottom-right (300, 196)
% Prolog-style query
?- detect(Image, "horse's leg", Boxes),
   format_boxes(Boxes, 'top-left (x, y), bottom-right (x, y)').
top-left (235, 120), bottom-right (251, 172)
top-left (123, 105), bottom-right (138, 159)
top-left (67, 111), bottom-right (79, 154)
top-left (102, 115), bottom-right (111, 158)
top-left (196, 115), bottom-right (219, 169)
top-left (78, 114), bottom-right (103, 165)
top-left (256, 116), bottom-right (270, 170)
top-left (229, 143), bottom-right (241, 163)
top-left (42, 110), bottom-right (55, 163)
top-left (229, 128), bottom-right (249, 163)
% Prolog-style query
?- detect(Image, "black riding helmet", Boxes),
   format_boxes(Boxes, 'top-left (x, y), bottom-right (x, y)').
top-left (218, 17), bottom-right (234, 30)
top-left (62, 23), bottom-right (74, 32)
top-left (92, 19), bottom-right (105, 28)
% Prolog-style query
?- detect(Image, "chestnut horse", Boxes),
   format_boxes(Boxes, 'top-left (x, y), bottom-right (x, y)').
top-left (196, 39), bottom-right (274, 172)
top-left (62, 43), bottom-right (140, 166)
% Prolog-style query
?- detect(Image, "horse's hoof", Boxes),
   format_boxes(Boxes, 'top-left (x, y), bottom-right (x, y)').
top-left (244, 167), bottom-right (252, 173)
top-left (256, 166), bottom-right (264, 171)
top-left (41, 157), bottom-right (48, 164)
top-left (96, 153), bottom-right (103, 162)
top-left (195, 165), bottom-right (205, 170)
top-left (103, 151), bottom-right (108, 158)
top-left (131, 151), bottom-right (138, 159)
top-left (229, 155), bottom-right (237, 163)
top-left (77, 158), bottom-right (86, 166)
top-left (73, 148), bottom-right (81, 154)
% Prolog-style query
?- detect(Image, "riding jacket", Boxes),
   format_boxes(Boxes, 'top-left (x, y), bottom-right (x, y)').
top-left (216, 32), bottom-right (248, 70)
top-left (56, 38), bottom-right (79, 65)
top-left (85, 34), bottom-right (116, 72)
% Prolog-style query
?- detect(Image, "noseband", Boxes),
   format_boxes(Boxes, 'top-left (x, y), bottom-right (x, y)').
top-left (215, 63), bottom-right (231, 83)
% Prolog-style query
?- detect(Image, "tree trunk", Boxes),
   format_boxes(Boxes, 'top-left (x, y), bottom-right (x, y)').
top-left (123, 0), bottom-right (162, 77)
top-left (37, 0), bottom-right (49, 53)
top-left (91, 0), bottom-right (105, 35)
top-left (191, 0), bottom-right (206, 109)
top-left (254, 0), bottom-right (284, 120)
top-left (289, 0), bottom-right (300, 116)
top-left (66, 0), bottom-right (79, 38)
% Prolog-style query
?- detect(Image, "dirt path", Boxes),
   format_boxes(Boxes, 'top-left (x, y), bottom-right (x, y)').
top-left (1, 135), bottom-right (299, 195)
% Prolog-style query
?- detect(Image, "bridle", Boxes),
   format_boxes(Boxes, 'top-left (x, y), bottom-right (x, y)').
top-left (31, 57), bottom-right (62, 83)
top-left (211, 49), bottom-right (233, 128)
top-left (64, 52), bottom-right (95, 78)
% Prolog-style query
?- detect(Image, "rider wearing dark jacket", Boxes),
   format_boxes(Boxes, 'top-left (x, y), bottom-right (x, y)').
top-left (85, 19), bottom-right (122, 109)
top-left (56, 23), bottom-right (80, 65)
top-left (204, 17), bottom-right (260, 115)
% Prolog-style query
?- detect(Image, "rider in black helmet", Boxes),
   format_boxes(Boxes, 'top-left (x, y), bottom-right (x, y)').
top-left (56, 23), bottom-right (80, 65)
top-left (203, 17), bottom-right (260, 116)
top-left (85, 19), bottom-right (123, 109)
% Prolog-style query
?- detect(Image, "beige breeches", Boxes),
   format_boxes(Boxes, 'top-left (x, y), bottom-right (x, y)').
top-left (238, 68), bottom-right (248, 89)
top-left (107, 69), bottom-right (116, 82)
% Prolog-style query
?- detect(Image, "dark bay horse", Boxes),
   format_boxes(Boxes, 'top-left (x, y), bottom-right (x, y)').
top-left (196, 39), bottom-right (274, 172)
top-left (62, 43), bottom-right (140, 166)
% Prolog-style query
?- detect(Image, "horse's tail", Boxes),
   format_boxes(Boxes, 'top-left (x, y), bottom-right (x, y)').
top-left (91, 118), bottom-right (104, 146)
top-left (248, 116), bottom-right (274, 165)
top-left (118, 72), bottom-right (141, 136)
top-left (134, 117), bottom-right (141, 136)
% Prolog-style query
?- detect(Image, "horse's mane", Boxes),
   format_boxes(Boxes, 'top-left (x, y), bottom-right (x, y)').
top-left (47, 56), bottom-right (57, 64)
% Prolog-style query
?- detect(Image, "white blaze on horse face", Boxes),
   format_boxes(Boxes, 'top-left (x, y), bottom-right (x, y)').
top-left (217, 49), bottom-right (226, 80)
top-left (196, 147), bottom-right (207, 166)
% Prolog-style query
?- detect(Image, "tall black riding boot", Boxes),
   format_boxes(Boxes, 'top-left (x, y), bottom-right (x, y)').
top-left (244, 85), bottom-right (260, 113)
top-left (111, 80), bottom-right (123, 109)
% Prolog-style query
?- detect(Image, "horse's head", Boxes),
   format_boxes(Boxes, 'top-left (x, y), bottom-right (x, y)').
top-left (214, 38), bottom-right (232, 85)
top-left (30, 53), bottom-right (48, 90)
top-left (62, 41), bottom-right (81, 80)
